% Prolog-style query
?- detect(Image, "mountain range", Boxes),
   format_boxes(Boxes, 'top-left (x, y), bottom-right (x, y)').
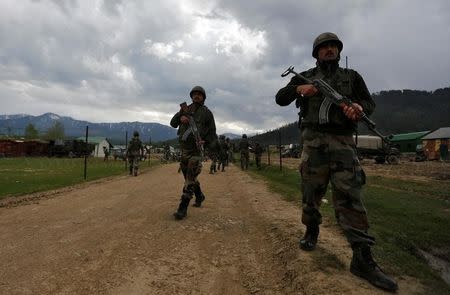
top-left (0, 113), bottom-right (177, 143)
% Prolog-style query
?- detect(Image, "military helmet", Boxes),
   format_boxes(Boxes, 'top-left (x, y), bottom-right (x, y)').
top-left (242, 134), bottom-right (247, 138)
top-left (190, 86), bottom-right (206, 99)
top-left (133, 131), bottom-right (139, 137)
top-left (312, 32), bottom-right (343, 58)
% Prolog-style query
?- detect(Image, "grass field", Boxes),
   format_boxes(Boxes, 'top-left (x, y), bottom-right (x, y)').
top-left (246, 162), bottom-right (450, 295)
top-left (0, 157), bottom-right (157, 199)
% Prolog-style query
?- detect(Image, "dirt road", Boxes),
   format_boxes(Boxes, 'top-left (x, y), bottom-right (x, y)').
top-left (0, 163), bottom-right (422, 294)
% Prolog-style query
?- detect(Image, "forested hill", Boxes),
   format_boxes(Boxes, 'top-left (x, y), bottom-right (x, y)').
top-left (250, 87), bottom-right (450, 146)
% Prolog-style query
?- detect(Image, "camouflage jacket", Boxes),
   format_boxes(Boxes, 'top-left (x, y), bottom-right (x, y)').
top-left (275, 62), bottom-right (375, 135)
top-left (127, 138), bottom-right (144, 156)
top-left (170, 102), bottom-right (217, 155)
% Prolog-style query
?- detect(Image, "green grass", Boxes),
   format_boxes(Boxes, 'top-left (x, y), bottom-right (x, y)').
top-left (0, 157), bottom-right (158, 199)
top-left (246, 162), bottom-right (450, 295)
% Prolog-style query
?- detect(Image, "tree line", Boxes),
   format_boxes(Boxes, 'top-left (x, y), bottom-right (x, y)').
top-left (250, 87), bottom-right (450, 146)
top-left (1, 121), bottom-right (65, 141)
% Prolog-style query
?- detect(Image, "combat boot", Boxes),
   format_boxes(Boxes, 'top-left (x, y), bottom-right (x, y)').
top-left (299, 226), bottom-right (319, 251)
top-left (193, 193), bottom-right (205, 207)
top-left (173, 197), bottom-right (190, 220)
top-left (350, 243), bottom-right (398, 292)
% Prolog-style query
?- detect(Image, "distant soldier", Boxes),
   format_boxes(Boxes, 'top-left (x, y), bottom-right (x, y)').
top-left (103, 146), bottom-right (110, 161)
top-left (170, 85), bottom-right (217, 220)
top-left (126, 131), bottom-right (144, 176)
top-left (209, 152), bottom-right (218, 174)
top-left (163, 144), bottom-right (171, 161)
top-left (217, 135), bottom-right (228, 172)
top-left (226, 137), bottom-right (234, 163)
top-left (252, 142), bottom-right (263, 169)
top-left (239, 134), bottom-right (250, 170)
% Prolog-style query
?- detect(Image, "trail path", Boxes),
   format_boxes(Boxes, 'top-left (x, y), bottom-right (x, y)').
top-left (0, 163), bottom-right (422, 294)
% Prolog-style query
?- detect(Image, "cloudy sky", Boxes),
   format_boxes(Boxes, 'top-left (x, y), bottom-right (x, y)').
top-left (1, 0), bottom-right (449, 134)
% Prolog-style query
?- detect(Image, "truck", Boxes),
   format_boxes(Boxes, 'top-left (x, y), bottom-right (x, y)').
top-left (355, 135), bottom-right (400, 164)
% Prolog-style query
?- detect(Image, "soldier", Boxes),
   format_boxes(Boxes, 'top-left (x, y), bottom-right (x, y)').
top-left (209, 151), bottom-right (218, 174)
top-left (126, 131), bottom-right (144, 176)
top-left (239, 134), bottom-right (250, 170)
top-left (226, 137), bottom-right (234, 163)
top-left (252, 142), bottom-right (263, 169)
top-left (170, 86), bottom-right (217, 220)
top-left (275, 32), bottom-right (397, 292)
top-left (103, 146), bottom-right (110, 161)
top-left (217, 135), bottom-right (228, 172)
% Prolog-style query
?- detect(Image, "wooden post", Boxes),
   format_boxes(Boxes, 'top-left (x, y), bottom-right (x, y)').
top-left (84, 125), bottom-right (88, 180)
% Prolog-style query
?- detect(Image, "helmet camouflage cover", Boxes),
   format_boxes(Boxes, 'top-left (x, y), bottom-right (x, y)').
top-left (190, 86), bottom-right (206, 99)
top-left (312, 32), bottom-right (343, 58)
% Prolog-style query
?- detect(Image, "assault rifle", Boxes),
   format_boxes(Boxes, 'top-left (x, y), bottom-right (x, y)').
top-left (281, 66), bottom-right (391, 144)
top-left (180, 102), bottom-right (205, 158)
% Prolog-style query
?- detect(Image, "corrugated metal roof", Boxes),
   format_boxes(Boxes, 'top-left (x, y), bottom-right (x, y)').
top-left (391, 131), bottom-right (430, 141)
top-left (422, 127), bottom-right (450, 139)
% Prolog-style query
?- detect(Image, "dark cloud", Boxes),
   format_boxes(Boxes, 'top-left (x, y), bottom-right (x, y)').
top-left (1, 0), bottom-right (449, 134)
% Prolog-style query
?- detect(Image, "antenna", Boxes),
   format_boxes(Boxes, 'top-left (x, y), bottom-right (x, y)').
top-left (345, 56), bottom-right (348, 69)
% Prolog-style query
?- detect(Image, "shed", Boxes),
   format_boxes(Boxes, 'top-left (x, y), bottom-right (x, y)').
top-left (76, 136), bottom-right (112, 158)
top-left (421, 127), bottom-right (450, 161)
top-left (390, 131), bottom-right (430, 153)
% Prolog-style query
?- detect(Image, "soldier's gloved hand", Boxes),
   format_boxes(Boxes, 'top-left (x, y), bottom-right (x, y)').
top-left (296, 84), bottom-right (319, 97)
top-left (180, 115), bottom-right (189, 124)
top-left (340, 102), bottom-right (363, 121)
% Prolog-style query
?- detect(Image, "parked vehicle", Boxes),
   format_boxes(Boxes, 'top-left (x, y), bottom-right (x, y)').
top-left (48, 139), bottom-right (94, 157)
top-left (355, 135), bottom-right (400, 164)
top-left (281, 143), bottom-right (301, 158)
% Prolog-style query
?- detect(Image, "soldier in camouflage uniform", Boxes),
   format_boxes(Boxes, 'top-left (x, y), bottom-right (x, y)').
top-left (209, 151), bottom-right (218, 174)
top-left (239, 134), bottom-right (250, 170)
top-left (275, 32), bottom-right (397, 292)
top-left (126, 131), bottom-right (144, 176)
top-left (217, 135), bottom-right (228, 172)
top-left (252, 142), bottom-right (263, 169)
top-left (170, 86), bottom-right (217, 220)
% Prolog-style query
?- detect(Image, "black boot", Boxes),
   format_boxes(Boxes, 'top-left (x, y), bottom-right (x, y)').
top-left (173, 197), bottom-right (190, 220)
top-left (350, 244), bottom-right (398, 292)
top-left (193, 185), bottom-right (205, 208)
top-left (299, 226), bottom-right (319, 251)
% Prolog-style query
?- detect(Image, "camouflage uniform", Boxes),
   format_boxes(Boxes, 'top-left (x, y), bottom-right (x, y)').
top-left (170, 86), bottom-right (217, 219)
top-left (103, 146), bottom-right (110, 161)
top-left (239, 135), bottom-right (250, 170)
top-left (127, 134), bottom-right (144, 176)
top-left (275, 32), bottom-right (397, 292)
top-left (252, 143), bottom-right (263, 169)
top-left (217, 135), bottom-right (228, 172)
top-left (209, 152), bottom-right (218, 174)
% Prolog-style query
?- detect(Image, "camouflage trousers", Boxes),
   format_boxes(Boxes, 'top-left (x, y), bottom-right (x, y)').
top-left (299, 129), bottom-right (375, 246)
top-left (128, 156), bottom-right (140, 171)
top-left (180, 153), bottom-right (203, 200)
top-left (240, 151), bottom-right (249, 170)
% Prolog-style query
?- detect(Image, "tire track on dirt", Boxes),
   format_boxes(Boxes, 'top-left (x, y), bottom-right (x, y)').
top-left (0, 163), bottom-right (422, 294)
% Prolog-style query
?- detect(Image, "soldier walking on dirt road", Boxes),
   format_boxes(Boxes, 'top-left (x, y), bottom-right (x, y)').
top-left (170, 86), bottom-right (218, 220)
top-left (239, 134), bottom-right (250, 170)
top-left (126, 131), bottom-right (144, 176)
top-left (275, 32), bottom-right (398, 292)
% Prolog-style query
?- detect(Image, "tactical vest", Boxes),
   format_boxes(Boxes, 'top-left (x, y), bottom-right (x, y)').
top-left (301, 67), bottom-right (355, 132)
top-left (128, 138), bottom-right (142, 155)
top-left (178, 104), bottom-right (214, 153)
